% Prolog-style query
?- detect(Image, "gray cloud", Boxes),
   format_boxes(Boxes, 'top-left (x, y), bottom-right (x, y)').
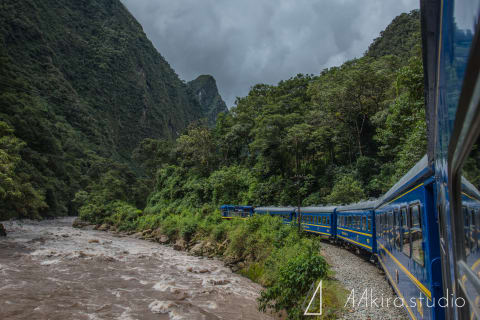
top-left (121, 0), bottom-right (419, 107)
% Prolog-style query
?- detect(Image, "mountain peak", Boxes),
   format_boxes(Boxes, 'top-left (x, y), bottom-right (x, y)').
top-left (188, 75), bottom-right (228, 126)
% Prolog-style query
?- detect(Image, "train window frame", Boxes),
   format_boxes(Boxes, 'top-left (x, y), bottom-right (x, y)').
top-left (410, 203), bottom-right (425, 266)
top-left (476, 209), bottom-right (480, 250)
top-left (463, 206), bottom-right (471, 256)
top-left (380, 213), bottom-right (384, 236)
top-left (394, 208), bottom-right (401, 250)
top-left (470, 209), bottom-right (477, 251)
top-left (401, 207), bottom-right (411, 258)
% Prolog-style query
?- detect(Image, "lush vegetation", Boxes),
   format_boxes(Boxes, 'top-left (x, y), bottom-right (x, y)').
top-left (0, 0), bottom-right (224, 220)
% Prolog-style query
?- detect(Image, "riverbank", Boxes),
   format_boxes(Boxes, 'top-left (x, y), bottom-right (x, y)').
top-left (77, 210), bottom-right (345, 319)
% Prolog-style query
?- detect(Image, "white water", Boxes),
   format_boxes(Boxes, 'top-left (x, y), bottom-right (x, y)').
top-left (0, 218), bottom-right (272, 320)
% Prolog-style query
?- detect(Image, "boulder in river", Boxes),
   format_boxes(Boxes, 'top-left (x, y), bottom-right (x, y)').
top-left (0, 223), bottom-right (6, 237)
top-left (190, 242), bottom-right (204, 255)
top-left (97, 224), bottom-right (110, 231)
top-left (72, 218), bottom-right (90, 229)
top-left (173, 239), bottom-right (187, 251)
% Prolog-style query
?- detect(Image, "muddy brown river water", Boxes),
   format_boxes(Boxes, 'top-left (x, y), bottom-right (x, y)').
top-left (0, 218), bottom-right (273, 320)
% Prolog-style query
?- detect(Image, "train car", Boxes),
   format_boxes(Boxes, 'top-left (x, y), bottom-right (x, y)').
top-left (335, 200), bottom-right (376, 253)
top-left (375, 155), bottom-right (443, 319)
top-left (220, 205), bottom-right (254, 219)
top-left (254, 207), bottom-right (296, 224)
top-left (461, 177), bottom-right (480, 281)
top-left (421, 0), bottom-right (480, 317)
top-left (298, 206), bottom-right (336, 239)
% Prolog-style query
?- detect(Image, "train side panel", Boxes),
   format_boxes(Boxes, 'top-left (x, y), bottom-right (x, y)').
top-left (376, 177), bottom-right (443, 320)
top-left (336, 210), bottom-right (375, 252)
top-left (301, 213), bottom-right (334, 237)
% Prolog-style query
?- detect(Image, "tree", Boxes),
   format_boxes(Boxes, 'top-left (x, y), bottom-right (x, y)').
top-left (0, 121), bottom-right (47, 219)
top-left (175, 123), bottom-right (217, 175)
top-left (324, 174), bottom-right (366, 205)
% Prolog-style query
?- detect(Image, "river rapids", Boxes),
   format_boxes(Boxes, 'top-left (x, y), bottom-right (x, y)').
top-left (0, 218), bottom-right (273, 320)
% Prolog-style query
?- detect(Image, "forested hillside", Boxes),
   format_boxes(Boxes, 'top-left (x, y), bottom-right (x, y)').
top-left (73, 9), bottom-right (425, 222)
top-left (0, 0), bottom-right (225, 219)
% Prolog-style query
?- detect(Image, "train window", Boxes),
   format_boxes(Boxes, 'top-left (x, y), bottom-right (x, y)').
top-left (356, 216), bottom-right (360, 229)
top-left (463, 206), bottom-right (470, 256)
top-left (381, 214), bottom-right (385, 235)
top-left (362, 216), bottom-right (366, 231)
top-left (471, 209), bottom-right (477, 251)
top-left (476, 210), bottom-right (480, 249)
top-left (379, 214), bottom-right (384, 235)
top-left (389, 211), bottom-right (395, 246)
top-left (326, 216), bottom-right (330, 225)
top-left (322, 216), bottom-right (325, 225)
top-left (401, 207), bottom-right (410, 257)
top-left (395, 209), bottom-right (401, 250)
top-left (367, 217), bottom-right (371, 232)
top-left (410, 205), bottom-right (424, 266)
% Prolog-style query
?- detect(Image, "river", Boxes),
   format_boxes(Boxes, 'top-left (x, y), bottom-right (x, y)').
top-left (0, 218), bottom-right (273, 320)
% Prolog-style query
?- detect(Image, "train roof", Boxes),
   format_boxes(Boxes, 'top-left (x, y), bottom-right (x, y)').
top-left (376, 155), bottom-right (432, 208)
top-left (461, 176), bottom-right (480, 201)
top-left (299, 206), bottom-right (336, 213)
top-left (254, 207), bottom-right (296, 213)
top-left (336, 200), bottom-right (378, 212)
top-left (220, 205), bottom-right (253, 209)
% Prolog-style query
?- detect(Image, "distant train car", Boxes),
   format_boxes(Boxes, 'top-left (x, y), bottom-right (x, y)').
top-left (375, 155), bottom-right (443, 320)
top-left (254, 207), bottom-right (296, 224)
top-left (220, 205), bottom-right (254, 219)
top-left (336, 200), bottom-right (376, 253)
top-left (298, 206), bottom-right (336, 239)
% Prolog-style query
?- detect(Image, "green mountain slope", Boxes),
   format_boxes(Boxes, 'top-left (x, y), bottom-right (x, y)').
top-left (366, 10), bottom-right (420, 61)
top-left (0, 0), bottom-right (225, 218)
top-left (188, 75), bottom-right (228, 126)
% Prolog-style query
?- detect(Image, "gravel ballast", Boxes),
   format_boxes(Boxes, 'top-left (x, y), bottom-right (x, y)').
top-left (320, 241), bottom-right (409, 320)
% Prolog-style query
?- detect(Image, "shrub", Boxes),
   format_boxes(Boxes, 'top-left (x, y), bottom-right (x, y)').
top-left (258, 253), bottom-right (328, 319)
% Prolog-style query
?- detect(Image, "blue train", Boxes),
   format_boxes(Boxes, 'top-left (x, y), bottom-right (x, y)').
top-left (220, 0), bottom-right (480, 318)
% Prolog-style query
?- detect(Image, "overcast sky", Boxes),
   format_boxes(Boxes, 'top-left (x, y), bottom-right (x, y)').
top-left (121, 0), bottom-right (419, 107)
